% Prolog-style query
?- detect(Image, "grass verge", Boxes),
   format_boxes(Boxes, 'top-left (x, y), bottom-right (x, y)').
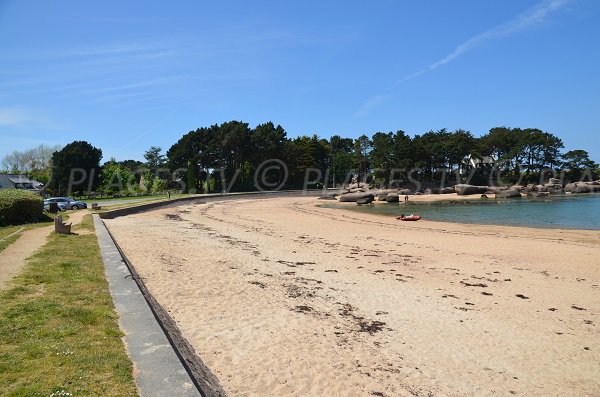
top-left (81, 193), bottom-right (189, 204)
top-left (0, 226), bottom-right (24, 253)
top-left (0, 214), bottom-right (138, 397)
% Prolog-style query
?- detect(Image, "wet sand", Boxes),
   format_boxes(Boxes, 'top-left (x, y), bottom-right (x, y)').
top-left (104, 196), bottom-right (600, 396)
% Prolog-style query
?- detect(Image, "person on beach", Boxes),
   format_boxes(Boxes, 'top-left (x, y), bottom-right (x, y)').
top-left (404, 195), bottom-right (409, 202)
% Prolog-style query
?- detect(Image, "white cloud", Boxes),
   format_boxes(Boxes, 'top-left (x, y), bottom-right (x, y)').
top-left (0, 107), bottom-right (29, 126)
top-left (405, 0), bottom-right (571, 80)
top-left (356, 0), bottom-right (572, 116)
top-left (0, 107), bottom-right (60, 129)
top-left (353, 94), bottom-right (391, 118)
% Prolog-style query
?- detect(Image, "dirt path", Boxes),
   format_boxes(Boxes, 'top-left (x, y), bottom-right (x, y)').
top-left (0, 210), bottom-right (90, 290)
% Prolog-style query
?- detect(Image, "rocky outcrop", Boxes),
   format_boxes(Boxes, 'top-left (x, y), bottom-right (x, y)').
top-left (386, 193), bottom-right (400, 203)
top-left (527, 191), bottom-right (550, 197)
top-left (339, 192), bottom-right (375, 202)
top-left (348, 187), bottom-right (367, 193)
top-left (486, 186), bottom-right (508, 194)
top-left (426, 187), bottom-right (456, 194)
top-left (544, 183), bottom-right (564, 195)
top-left (565, 181), bottom-right (600, 194)
top-left (454, 184), bottom-right (489, 195)
top-left (374, 189), bottom-right (397, 200)
top-left (495, 189), bottom-right (522, 198)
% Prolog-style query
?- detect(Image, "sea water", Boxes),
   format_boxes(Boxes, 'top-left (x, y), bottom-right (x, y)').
top-left (320, 194), bottom-right (600, 230)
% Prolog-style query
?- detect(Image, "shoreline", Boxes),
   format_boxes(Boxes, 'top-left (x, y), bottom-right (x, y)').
top-left (325, 192), bottom-right (600, 231)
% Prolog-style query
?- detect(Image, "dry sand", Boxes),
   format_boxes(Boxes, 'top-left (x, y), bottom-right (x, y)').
top-left (104, 197), bottom-right (600, 396)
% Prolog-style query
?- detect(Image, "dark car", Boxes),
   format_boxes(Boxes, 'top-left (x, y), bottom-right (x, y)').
top-left (44, 197), bottom-right (88, 210)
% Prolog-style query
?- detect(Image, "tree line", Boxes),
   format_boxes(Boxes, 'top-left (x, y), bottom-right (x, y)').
top-left (164, 122), bottom-right (599, 192)
top-left (2, 122), bottom-right (598, 195)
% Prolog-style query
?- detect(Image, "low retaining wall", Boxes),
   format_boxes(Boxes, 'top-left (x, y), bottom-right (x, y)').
top-left (98, 190), bottom-right (323, 219)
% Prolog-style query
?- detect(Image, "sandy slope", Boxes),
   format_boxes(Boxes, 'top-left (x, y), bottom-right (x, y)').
top-left (105, 197), bottom-right (600, 397)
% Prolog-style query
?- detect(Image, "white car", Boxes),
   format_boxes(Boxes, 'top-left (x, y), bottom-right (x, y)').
top-left (43, 199), bottom-right (67, 212)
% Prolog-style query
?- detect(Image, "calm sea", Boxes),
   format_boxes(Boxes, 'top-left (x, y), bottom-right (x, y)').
top-left (320, 194), bottom-right (600, 230)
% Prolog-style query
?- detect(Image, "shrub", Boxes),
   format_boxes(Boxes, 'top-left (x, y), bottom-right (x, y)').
top-left (0, 189), bottom-right (44, 226)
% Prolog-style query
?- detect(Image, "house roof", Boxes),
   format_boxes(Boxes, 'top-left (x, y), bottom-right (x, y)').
top-left (0, 173), bottom-right (35, 188)
top-left (8, 175), bottom-right (32, 183)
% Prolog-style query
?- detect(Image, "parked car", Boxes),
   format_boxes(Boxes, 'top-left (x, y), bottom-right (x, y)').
top-left (43, 199), bottom-right (67, 212)
top-left (44, 197), bottom-right (88, 210)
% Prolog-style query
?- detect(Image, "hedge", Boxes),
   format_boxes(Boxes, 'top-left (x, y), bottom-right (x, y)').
top-left (0, 189), bottom-right (44, 226)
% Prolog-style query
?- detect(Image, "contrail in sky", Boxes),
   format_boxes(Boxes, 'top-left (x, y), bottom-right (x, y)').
top-left (355, 0), bottom-right (572, 117)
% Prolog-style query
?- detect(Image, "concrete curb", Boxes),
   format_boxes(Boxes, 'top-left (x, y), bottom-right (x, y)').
top-left (94, 215), bottom-right (214, 397)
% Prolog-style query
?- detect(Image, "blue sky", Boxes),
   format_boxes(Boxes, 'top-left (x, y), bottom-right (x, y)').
top-left (1, 0), bottom-right (599, 163)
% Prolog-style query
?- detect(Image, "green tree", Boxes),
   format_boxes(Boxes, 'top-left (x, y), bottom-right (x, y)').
top-left (331, 152), bottom-right (355, 185)
top-left (562, 150), bottom-right (597, 181)
top-left (48, 141), bottom-right (102, 195)
top-left (143, 146), bottom-right (166, 176)
top-left (167, 127), bottom-right (215, 192)
top-left (413, 130), bottom-right (448, 180)
top-left (353, 135), bottom-right (372, 176)
top-left (446, 130), bottom-right (476, 172)
top-left (479, 127), bottom-right (522, 172)
top-left (370, 132), bottom-right (396, 185)
top-left (214, 121), bottom-right (252, 190)
top-left (329, 135), bottom-right (354, 154)
top-left (251, 122), bottom-right (287, 164)
top-left (99, 162), bottom-right (133, 195)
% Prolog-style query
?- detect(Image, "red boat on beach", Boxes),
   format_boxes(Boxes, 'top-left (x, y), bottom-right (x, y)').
top-left (396, 214), bottom-right (421, 221)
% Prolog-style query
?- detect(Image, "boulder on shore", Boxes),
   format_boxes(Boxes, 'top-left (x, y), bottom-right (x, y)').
top-left (374, 189), bottom-right (397, 196)
top-left (356, 196), bottom-right (374, 205)
top-left (339, 192), bottom-right (375, 202)
top-left (440, 187), bottom-right (456, 194)
top-left (398, 189), bottom-right (413, 196)
top-left (427, 187), bottom-right (455, 194)
top-left (564, 182), bottom-right (577, 192)
top-left (386, 193), bottom-right (400, 203)
top-left (527, 191), bottom-right (549, 197)
top-left (486, 186), bottom-right (508, 194)
top-left (347, 182), bottom-right (369, 190)
top-left (544, 183), bottom-right (564, 195)
top-left (495, 189), bottom-right (522, 198)
top-left (349, 187), bottom-right (367, 193)
top-left (454, 184), bottom-right (489, 195)
top-left (548, 178), bottom-right (561, 185)
top-left (565, 181), bottom-right (600, 194)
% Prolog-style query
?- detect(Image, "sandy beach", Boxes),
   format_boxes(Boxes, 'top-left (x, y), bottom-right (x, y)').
top-left (104, 196), bottom-right (600, 396)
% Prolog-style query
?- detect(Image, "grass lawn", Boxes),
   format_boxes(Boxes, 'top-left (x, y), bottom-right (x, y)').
top-left (0, 214), bottom-right (138, 397)
top-left (0, 225), bottom-right (25, 253)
